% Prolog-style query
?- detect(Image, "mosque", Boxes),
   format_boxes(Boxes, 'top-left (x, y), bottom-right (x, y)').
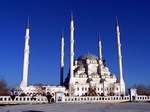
top-left (16, 14), bottom-right (125, 97)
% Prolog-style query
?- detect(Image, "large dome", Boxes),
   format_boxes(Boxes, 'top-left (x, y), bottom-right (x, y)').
top-left (77, 54), bottom-right (98, 60)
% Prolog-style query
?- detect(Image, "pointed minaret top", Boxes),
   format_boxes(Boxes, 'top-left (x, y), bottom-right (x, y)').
top-left (116, 16), bottom-right (119, 26)
top-left (26, 17), bottom-right (30, 29)
top-left (98, 32), bottom-right (101, 41)
top-left (61, 29), bottom-right (64, 38)
top-left (71, 10), bottom-right (73, 21)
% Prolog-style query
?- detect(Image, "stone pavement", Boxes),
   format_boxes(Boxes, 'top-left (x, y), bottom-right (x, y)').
top-left (0, 102), bottom-right (150, 112)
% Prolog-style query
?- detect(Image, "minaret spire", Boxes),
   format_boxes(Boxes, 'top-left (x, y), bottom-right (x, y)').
top-left (98, 32), bottom-right (102, 60)
top-left (20, 18), bottom-right (30, 88)
top-left (60, 30), bottom-right (64, 85)
top-left (116, 16), bottom-right (119, 27)
top-left (26, 17), bottom-right (30, 29)
top-left (116, 17), bottom-right (125, 95)
top-left (71, 10), bottom-right (73, 21)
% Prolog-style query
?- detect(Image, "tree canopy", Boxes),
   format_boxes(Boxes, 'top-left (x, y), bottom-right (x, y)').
top-left (0, 77), bottom-right (10, 96)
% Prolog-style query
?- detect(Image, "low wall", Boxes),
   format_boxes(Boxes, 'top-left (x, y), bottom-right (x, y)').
top-left (63, 96), bottom-right (130, 103)
top-left (0, 96), bottom-right (47, 104)
top-left (136, 95), bottom-right (150, 101)
top-left (0, 95), bottom-right (150, 104)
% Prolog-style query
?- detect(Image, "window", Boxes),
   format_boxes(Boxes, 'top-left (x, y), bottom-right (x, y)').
top-left (0, 98), bottom-right (3, 101)
top-left (4, 98), bottom-right (7, 101)
top-left (82, 88), bottom-right (84, 91)
top-left (77, 87), bottom-right (79, 91)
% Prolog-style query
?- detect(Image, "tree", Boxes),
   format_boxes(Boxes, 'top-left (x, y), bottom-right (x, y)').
top-left (0, 77), bottom-right (10, 96)
top-left (86, 86), bottom-right (97, 96)
top-left (133, 84), bottom-right (150, 95)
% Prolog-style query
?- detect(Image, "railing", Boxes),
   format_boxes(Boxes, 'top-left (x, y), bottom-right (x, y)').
top-left (136, 95), bottom-right (150, 101)
top-left (0, 96), bottom-right (47, 104)
top-left (63, 96), bottom-right (130, 103)
top-left (0, 95), bottom-right (150, 104)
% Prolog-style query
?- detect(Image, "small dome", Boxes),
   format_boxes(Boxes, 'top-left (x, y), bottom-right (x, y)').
top-left (14, 85), bottom-right (22, 91)
top-left (77, 54), bottom-right (98, 60)
top-left (77, 65), bottom-right (85, 71)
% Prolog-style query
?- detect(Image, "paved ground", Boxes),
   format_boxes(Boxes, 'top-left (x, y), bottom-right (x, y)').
top-left (0, 102), bottom-right (150, 112)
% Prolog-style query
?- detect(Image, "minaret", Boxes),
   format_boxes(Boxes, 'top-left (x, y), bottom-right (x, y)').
top-left (116, 17), bottom-right (125, 94)
top-left (20, 18), bottom-right (30, 88)
top-left (69, 12), bottom-right (74, 80)
top-left (98, 33), bottom-right (103, 76)
top-left (69, 12), bottom-right (75, 96)
top-left (98, 33), bottom-right (102, 60)
top-left (60, 30), bottom-right (64, 86)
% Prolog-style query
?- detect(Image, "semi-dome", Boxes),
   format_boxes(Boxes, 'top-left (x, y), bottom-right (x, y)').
top-left (77, 53), bottom-right (98, 60)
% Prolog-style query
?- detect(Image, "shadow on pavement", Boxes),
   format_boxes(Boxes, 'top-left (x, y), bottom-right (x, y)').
top-left (23, 110), bottom-right (44, 112)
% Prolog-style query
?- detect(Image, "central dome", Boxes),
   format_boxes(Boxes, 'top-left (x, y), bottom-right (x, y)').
top-left (77, 54), bottom-right (98, 60)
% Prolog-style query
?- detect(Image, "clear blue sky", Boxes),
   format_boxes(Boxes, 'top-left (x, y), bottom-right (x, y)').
top-left (0, 0), bottom-right (150, 89)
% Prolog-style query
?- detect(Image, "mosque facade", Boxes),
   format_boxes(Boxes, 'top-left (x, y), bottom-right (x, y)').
top-left (17, 14), bottom-right (125, 97)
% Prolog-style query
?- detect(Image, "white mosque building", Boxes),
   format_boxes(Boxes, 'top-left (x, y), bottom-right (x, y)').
top-left (16, 14), bottom-right (125, 97)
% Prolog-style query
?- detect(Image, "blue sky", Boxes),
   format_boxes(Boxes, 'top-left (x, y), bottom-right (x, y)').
top-left (0, 0), bottom-right (150, 89)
